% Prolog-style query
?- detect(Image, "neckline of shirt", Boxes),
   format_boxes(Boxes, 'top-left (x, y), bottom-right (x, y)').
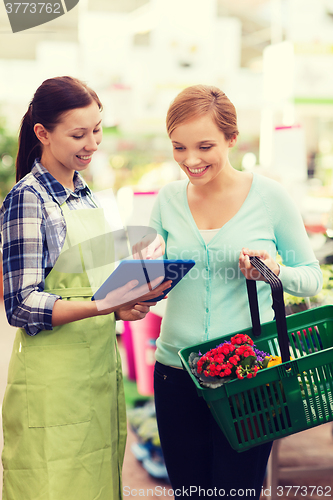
top-left (32, 159), bottom-right (91, 205)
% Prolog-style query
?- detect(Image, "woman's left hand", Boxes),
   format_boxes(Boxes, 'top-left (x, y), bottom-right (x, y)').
top-left (115, 301), bottom-right (157, 321)
top-left (239, 248), bottom-right (280, 281)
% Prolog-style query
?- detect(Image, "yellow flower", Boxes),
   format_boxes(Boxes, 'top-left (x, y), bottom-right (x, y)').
top-left (267, 355), bottom-right (293, 368)
top-left (267, 356), bottom-right (283, 368)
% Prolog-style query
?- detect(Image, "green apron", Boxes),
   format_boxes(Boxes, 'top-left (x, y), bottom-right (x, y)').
top-left (2, 200), bottom-right (127, 500)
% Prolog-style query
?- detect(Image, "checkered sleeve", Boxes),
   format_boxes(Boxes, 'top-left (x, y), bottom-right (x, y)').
top-left (2, 187), bottom-right (60, 336)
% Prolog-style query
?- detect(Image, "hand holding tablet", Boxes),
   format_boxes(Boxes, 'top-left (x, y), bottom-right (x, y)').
top-left (92, 259), bottom-right (195, 303)
top-left (94, 274), bottom-right (172, 313)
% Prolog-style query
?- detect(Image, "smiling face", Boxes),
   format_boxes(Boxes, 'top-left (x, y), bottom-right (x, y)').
top-left (36, 102), bottom-right (102, 186)
top-left (170, 114), bottom-right (237, 188)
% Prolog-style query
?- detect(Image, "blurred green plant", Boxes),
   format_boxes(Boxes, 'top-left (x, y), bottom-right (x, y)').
top-left (0, 117), bottom-right (17, 201)
top-left (284, 263), bottom-right (333, 313)
top-left (100, 131), bottom-right (171, 191)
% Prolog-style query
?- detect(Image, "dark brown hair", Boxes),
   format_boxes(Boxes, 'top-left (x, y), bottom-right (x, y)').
top-left (16, 76), bottom-right (102, 181)
top-left (166, 84), bottom-right (239, 140)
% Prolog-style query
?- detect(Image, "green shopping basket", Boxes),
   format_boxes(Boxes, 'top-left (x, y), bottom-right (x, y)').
top-left (178, 256), bottom-right (333, 452)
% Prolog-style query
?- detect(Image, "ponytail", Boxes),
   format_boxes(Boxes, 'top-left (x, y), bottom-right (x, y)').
top-left (16, 104), bottom-right (41, 182)
top-left (15, 76), bottom-right (102, 183)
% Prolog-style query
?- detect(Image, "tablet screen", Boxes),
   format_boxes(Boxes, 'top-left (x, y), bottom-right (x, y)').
top-left (91, 259), bottom-right (195, 302)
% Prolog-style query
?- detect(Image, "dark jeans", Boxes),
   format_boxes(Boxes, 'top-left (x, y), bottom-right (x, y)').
top-left (154, 361), bottom-right (272, 499)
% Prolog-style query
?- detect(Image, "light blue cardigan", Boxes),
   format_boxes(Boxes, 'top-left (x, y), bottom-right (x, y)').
top-left (150, 173), bottom-right (323, 368)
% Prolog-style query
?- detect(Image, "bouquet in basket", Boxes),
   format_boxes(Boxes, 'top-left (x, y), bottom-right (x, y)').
top-left (189, 333), bottom-right (277, 389)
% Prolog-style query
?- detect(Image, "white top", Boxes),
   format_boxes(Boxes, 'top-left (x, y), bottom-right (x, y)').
top-left (199, 228), bottom-right (221, 245)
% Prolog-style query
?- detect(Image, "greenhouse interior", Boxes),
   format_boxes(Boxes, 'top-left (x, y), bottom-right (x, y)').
top-left (1, 1), bottom-right (333, 499)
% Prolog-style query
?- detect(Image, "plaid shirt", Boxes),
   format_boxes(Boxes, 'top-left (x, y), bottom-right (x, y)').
top-left (0, 160), bottom-right (97, 336)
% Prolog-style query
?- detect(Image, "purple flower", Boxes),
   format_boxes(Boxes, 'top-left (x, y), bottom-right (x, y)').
top-left (253, 346), bottom-right (270, 363)
top-left (216, 341), bottom-right (232, 349)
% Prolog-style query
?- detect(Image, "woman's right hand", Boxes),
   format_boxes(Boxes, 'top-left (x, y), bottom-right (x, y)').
top-left (96, 276), bottom-right (171, 314)
top-left (239, 248), bottom-right (280, 281)
top-left (132, 234), bottom-right (165, 260)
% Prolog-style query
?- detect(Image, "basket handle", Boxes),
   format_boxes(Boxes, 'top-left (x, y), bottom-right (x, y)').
top-left (246, 256), bottom-right (290, 364)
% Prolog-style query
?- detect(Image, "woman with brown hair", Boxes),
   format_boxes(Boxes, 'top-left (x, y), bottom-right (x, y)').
top-left (0, 76), bottom-right (171, 500)
top-left (148, 85), bottom-right (322, 498)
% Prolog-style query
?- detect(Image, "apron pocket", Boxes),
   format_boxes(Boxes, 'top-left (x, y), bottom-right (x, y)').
top-left (25, 343), bottom-right (91, 427)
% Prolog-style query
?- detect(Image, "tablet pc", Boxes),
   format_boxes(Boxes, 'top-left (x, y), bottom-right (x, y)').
top-left (91, 259), bottom-right (195, 302)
